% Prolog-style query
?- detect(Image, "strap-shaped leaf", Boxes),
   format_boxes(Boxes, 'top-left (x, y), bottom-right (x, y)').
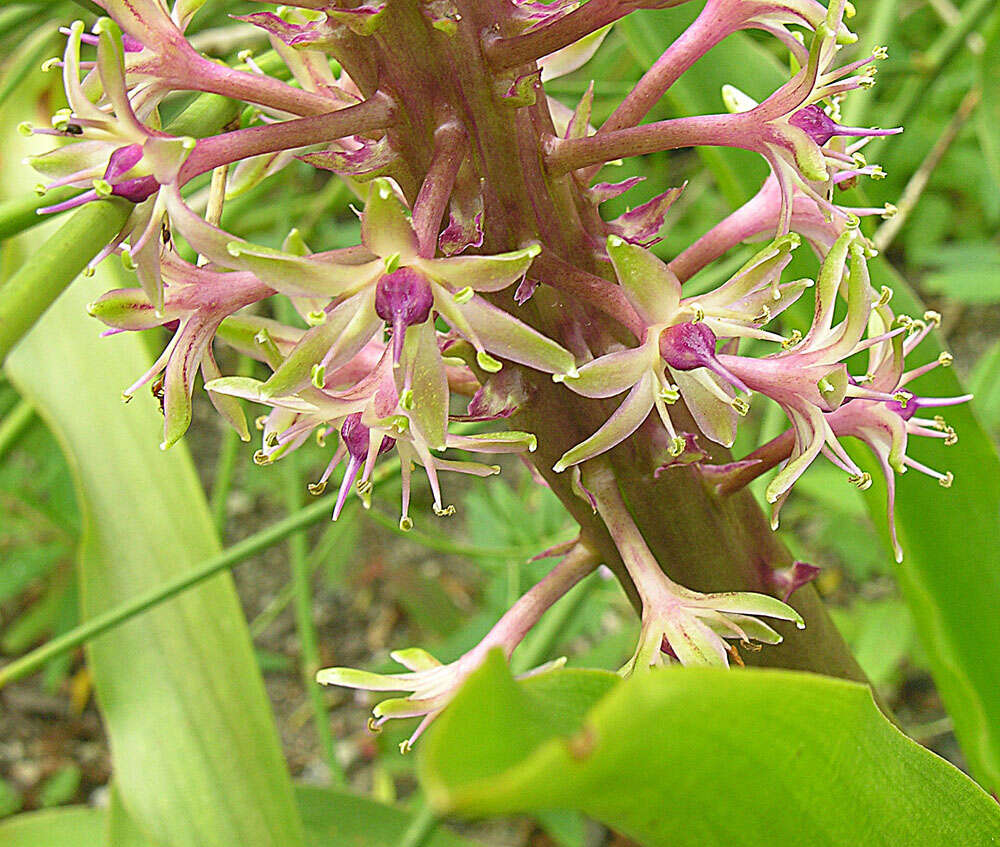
top-left (5, 268), bottom-right (306, 847)
top-left (420, 653), bottom-right (1000, 845)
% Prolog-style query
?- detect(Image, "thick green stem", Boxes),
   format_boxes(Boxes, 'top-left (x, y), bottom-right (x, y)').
top-left (0, 199), bottom-right (130, 365)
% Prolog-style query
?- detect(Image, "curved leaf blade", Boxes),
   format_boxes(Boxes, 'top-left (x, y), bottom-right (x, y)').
top-left (5, 268), bottom-right (306, 847)
top-left (420, 653), bottom-right (1000, 846)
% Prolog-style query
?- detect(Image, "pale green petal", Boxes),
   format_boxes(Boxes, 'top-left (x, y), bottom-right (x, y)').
top-left (316, 667), bottom-right (415, 692)
top-left (607, 235), bottom-right (680, 325)
top-left (390, 648), bottom-right (442, 672)
top-left (362, 178), bottom-right (418, 260)
top-left (557, 345), bottom-right (654, 398)
top-left (670, 368), bottom-right (738, 448)
top-left (454, 295), bottom-right (577, 376)
top-left (399, 320), bottom-right (448, 450)
top-left (202, 350), bottom-right (250, 442)
top-left (203, 376), bottom-right (319, 413)
top-left (446, 431), bottom-right (537, 453)
top-left (373, 697), bottom-right (436, 719)
top-left (696, 592), bottom-right (804, 628)
top-left (411, 244), bottom-right (539, 293)
top-left (261, 288), bottom-right (380, 397)
top-left (538, 23), bottom-right (612, 82)
top-left (226, 240), bottom-right (380, 298)
top-left (661, 613), bottom-right (729, 667)
top-left (554, 370), bottom-right (656, 472)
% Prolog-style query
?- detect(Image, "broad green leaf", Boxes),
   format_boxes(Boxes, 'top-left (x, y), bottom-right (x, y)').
top-left (0, 807), bottom-right (105, 846)
top-left (0, 788), bottom-right (485, 847)
top-left (977, 14), bottom-right (1000, 190)
top-left (969, 337), bottom-right (1000, 432)
top-left (295, 786), bottom-right (482, 847)
top-left (4, 266), bottom-right (306, 847)
top-left (420, 653), bottom-right (1000, 846)
top-left (858, 258), bottom-right (1000, 795)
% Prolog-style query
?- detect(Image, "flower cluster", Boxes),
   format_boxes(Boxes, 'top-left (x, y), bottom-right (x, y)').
top-left (28, 0), bottom-right (969, 745)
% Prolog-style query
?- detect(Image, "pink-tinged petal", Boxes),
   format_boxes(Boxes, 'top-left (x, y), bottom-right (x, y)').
top-left (457, 368), bottom-right (528, 422)
top-left (226, 240), bottom-right (381, 298)
top-left (585, 176), bottom-right (645, 205)
top-left (439, 170), bottom-right (485, 257)
top-left (131, 204), bottom-right (165, 313)
top-left (262, 288), bottom-right (381, 398)
top-left (163, 185), bottom-right (239, 267)
top-left (88, 287), bottom-right (177, 330)
top-left (765, 404), bottom-right (827, 503)
top-left (453, 295), bottom-right (577, 376)
top-left (606, 235), bottom-right (680, 325)
top-left (201, 347), bottom-right (250, 442)
top-left (297, 136), bottom-right (398, 180)
top-left (554, 370), bottom-right (657, 472)
top-left (398, 320), bottom-right (448, 450)
top-left (410, 243), bottom-right (540, 293)
top-left (761, 561), bottom-right (821, 602)
top-left (361, 178), bottom-right (418, 261)
top-left (565, 82), bottom-right (594, 140)
top-left (653, 433), bottom-right (708, 475)
top-left (162, 321), bottom-right (217, 449)
top-left (661, 614), bottom-right (729, 668)
top-left (607, 184), bottom-right (686, 247)
top-left (93, 0), bottom-right (181, 47)
top-left (431, 458), bottom-right (502, 477)
top-left (326, 4), bottom-right (388, 36)
top-left (556, 345), bottom-right (655, 398)
top-left (231, 12), bottom-right (315, 45)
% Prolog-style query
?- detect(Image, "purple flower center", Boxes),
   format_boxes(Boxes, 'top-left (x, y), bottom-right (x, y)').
top-left (341, 412), bottom-right (395, 460)
top-left (104, 144), bottom-right (160, 203)
top-left (375, 267), bottom-right (435, 362)
top-left (788, 105), bottom-right (839, 145)
top-left (659, 322), bottom-right (718, 371)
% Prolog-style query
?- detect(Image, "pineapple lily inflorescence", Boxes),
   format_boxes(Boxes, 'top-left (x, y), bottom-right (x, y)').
top-left (28, 0), bottom-right (968, 749)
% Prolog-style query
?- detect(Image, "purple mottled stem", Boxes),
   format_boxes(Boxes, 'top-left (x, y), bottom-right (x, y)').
top-left (582, 459), bottom-right (682, 600)
top-left (713, 429), bottom-right (796, 496)
top-left (544, 112), bottom-right (746, 175)
top-left (412, 119), bottom-right (468, 257)
top-left (480, 543), bottom-right (600, 653)
top-left (485, 0), bottom-right (687, 70)
top-left (532, 249), bottom-right (644, 336)
top-left (599, 1), bottom-right (730, 134)
top-left (669, 191), bottom-right (768, 281)
top-left (176, 54), bottom-right (342, 116)
top-left (178, 93), bottom-right (396, 183)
